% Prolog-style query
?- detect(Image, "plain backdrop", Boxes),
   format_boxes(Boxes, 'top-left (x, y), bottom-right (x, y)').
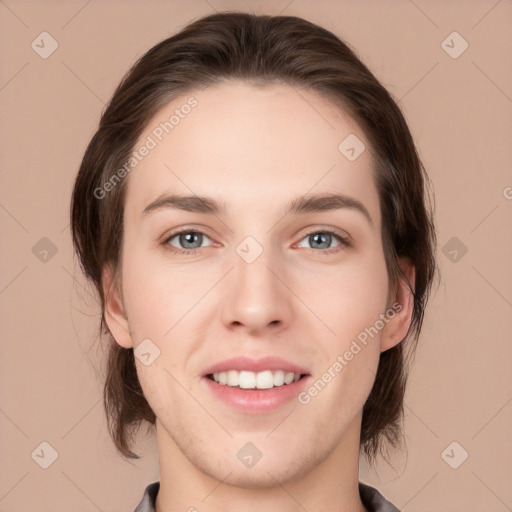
top-left (0, 0), bottom-right (511, 511)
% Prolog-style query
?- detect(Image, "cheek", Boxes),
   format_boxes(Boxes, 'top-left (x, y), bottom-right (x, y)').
top-left (301, 259), bottom-right (388, 417)
top-left (301, 249), bottom-right (389, 342)
top-left (121, 247), bottom-right (204, 340)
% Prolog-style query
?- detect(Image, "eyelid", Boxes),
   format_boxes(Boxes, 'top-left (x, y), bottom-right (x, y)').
top-left (298, 225), bottom-right (352, 244)
top-left (162, 223), bottom-right (213, 237)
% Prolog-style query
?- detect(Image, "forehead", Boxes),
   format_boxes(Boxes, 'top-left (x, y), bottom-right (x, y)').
top-left (124, 80), bottom-right (380, 225)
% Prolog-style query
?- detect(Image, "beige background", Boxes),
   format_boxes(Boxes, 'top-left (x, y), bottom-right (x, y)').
top-left (1, 0), bottom-right (511, 510)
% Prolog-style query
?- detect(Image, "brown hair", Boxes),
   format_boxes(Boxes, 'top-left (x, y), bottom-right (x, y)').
top-left (70, 12), bottom-right (437, 464)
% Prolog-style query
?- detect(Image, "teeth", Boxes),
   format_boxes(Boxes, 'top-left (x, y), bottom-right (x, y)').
top-left (211, 370), bottom-right (302, 389)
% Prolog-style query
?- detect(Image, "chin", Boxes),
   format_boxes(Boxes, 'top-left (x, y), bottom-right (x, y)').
top-left (214, 450), bottom-right (317, 489)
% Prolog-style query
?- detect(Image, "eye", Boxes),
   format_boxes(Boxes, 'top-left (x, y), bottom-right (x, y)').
top-left (295, 229), bottom-right (351, 255)
top-left (163, 229), bottom-right (213, 255)
top-left (161, 227), bottom-right (351, 257)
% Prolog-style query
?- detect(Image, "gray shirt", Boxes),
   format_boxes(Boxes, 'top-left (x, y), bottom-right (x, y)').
top-left (133, 481), bottom-right (400, 511)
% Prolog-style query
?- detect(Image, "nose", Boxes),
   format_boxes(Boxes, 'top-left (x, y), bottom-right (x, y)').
top-left (220, 242), bottom-right (292, 335)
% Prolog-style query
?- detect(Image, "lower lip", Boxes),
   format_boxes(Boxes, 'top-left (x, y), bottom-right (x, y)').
top-left (202, 375), bottom-right (311, 413)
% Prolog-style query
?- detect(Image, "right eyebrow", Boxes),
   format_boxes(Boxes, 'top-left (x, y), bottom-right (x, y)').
top-left (141, 194), bottom-right (223, 218)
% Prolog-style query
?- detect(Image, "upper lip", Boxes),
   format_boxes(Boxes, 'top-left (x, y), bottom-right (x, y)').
top-left (202, 356), bottom-right (310, 376)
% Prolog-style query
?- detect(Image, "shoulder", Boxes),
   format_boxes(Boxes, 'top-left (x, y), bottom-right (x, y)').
top-left (133, 480), bottom-right (400, 512)
top-left (133, 481), bottom-right (160, 512)
top-left (359, 481), bottom-right (401, 512)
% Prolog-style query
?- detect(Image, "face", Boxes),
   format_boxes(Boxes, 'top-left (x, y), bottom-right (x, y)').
top-left (103, 81), bottom-right (414, 487)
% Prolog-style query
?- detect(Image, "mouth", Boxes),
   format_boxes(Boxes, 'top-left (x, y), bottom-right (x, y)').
top-left (200, 355), bottom-right (312, 412)
top-left (205, 371), bottom-right (310, 390)
top-left (201, 370), bottom-right (312, 413)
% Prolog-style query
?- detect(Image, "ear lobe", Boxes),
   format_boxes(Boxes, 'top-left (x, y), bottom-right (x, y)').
top-left (380, 257), bottom-right (416, 353)
top-left (102, 265), bottom-right (134, 349)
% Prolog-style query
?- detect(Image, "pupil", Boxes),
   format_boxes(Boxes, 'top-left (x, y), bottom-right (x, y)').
top-left (312, 232), bottom-right (329, 249)
top-left (182, 232), bottom-right (200, 248)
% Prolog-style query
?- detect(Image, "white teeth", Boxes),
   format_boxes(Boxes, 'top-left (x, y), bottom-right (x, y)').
top-left (227, 370), bottom-right (239, 386)
top-left (211, 370), bottom-right (302, 389)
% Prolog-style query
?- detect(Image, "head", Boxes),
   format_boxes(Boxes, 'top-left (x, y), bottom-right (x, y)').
top-left (70, 11), bottom-right (437, 473)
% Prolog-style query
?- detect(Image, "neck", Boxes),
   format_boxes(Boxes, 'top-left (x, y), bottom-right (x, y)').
top-left (155, 414), bottom-right (368, 512)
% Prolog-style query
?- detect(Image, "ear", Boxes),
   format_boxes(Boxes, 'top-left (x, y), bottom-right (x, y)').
top-left (380, 257), bottom-right (416, 353)
top-left (102, 265), bottom-right (134, 349)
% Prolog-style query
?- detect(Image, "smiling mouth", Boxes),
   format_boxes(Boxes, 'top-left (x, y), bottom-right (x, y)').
top-left (202, 370), bottom-right (312, 413)
top-left (205, 373), bottom-right (309, 390)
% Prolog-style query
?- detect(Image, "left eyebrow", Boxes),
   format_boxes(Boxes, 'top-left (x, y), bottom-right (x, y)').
top-left (286, 193), bottom-right (373, 227)
top-left (140, 192), bottom-right (373, 227)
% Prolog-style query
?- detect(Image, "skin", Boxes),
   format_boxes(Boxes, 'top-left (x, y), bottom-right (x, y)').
top-left (102, 81), bottom-right (415, 512)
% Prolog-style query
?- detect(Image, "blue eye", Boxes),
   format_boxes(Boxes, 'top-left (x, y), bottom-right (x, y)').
top-left (162, 228), bottom-right (351, 256)
top-left (163, 230), bottom-right (213, 255)
top-left (296, 230), bottom-right (351, 254)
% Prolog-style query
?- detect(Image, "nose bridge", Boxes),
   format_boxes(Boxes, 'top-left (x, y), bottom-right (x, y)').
top-left (221, 235), bottom-right (289, 331)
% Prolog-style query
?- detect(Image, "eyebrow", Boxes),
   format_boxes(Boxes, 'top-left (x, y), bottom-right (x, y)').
top-left (140, 192), bottom-right (373, 226)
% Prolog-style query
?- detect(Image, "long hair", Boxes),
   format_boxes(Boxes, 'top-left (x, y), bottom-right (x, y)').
top-left (70, 12), bottom-right (438, 463)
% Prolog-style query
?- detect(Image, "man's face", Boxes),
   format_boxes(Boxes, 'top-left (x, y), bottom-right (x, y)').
top-left (104, 81), bottom-right (406, 487)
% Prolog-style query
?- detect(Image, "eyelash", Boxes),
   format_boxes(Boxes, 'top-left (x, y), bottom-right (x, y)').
top-left (162, 227), bottom-right (352, 257)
